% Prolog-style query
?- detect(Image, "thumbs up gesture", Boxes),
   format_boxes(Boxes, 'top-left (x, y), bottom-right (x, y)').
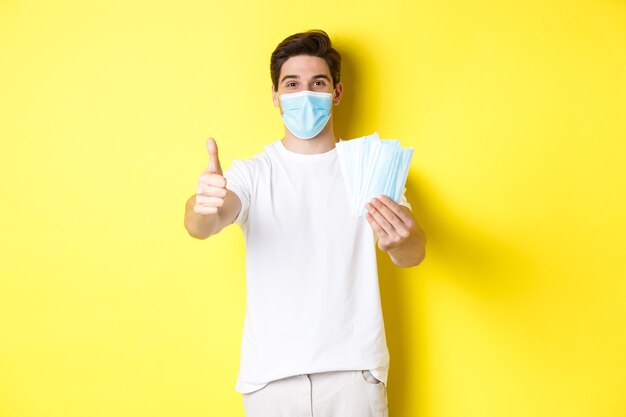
top-left (194, 138), bottom-right (227, 215)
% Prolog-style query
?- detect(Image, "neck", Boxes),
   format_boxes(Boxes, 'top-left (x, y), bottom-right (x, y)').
top-left (281, 119), bottom-right (337, 154)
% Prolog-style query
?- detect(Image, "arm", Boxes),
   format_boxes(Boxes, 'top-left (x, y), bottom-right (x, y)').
top-left (365, 194), bottom-right (426, 267)
top-left (183, 138), bottom-right (242, 239)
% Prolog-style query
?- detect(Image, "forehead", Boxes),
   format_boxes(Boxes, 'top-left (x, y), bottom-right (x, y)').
top-left (279, 55), bottom-right (331, 79)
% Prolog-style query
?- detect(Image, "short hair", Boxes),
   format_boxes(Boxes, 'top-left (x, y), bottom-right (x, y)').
top-left (270, 29), bottom-right (341, 90)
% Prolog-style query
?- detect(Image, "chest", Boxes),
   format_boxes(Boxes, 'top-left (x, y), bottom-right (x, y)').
top-left (249, 157), bottom-right (361, 233)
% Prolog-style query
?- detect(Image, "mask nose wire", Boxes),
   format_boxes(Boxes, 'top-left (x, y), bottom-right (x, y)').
top-left (277, 89), bottom-right (336, 98)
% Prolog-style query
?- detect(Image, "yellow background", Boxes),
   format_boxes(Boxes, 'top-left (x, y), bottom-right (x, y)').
top-left (1, 0), bottom-right (625, 416)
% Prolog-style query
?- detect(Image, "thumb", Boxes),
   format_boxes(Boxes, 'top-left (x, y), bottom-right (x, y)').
top-left (206, 137), bottom-right (223, 175)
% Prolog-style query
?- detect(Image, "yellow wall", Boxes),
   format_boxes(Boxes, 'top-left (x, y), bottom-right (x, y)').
top-left (1, 1), bottom-right (625, 416)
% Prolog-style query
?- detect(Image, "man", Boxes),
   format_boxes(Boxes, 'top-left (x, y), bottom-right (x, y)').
top-left (184, 30), bottom-right (426, 417)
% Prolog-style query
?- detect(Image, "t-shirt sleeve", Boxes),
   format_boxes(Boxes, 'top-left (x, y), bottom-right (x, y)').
top-left (223, 159), bottom-right (253, 227)
top-left (399, 189), bottom-right (412, 211)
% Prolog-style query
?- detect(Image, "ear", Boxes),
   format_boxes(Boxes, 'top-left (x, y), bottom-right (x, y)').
top-left (271, 85), bottom-right (280, 108)
top-left (332, 82), bottom-right (344, 106)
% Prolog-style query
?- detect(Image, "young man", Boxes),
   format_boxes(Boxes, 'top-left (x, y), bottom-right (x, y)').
top-left (184, 30), bottom-right (426, 417)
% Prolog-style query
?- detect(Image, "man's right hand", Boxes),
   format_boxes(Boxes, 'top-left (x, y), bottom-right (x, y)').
top-left (194, 138), bottom-right (227, 215)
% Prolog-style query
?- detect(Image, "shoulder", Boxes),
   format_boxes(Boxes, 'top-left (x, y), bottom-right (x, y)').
top-left (225, 141), bottom-right (278, 177)
top-left (238, 141), bottom-right (279, 164)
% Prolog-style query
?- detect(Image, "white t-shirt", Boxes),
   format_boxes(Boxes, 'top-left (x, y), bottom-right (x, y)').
top-left (224, 140), bottom-right (409, 394)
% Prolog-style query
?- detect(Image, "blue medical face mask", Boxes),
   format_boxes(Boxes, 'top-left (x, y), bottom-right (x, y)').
top-left (278, 90), bottom-right (334, 140)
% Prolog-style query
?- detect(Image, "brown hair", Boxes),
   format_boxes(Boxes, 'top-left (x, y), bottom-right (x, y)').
top-left (270, 29), bottom-right (341, 90)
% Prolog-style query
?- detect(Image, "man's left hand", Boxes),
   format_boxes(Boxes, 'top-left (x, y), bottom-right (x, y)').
top-left (365, 195), bottom-right (426, 267)
top-left (365, 195), bottom-right (415, 252)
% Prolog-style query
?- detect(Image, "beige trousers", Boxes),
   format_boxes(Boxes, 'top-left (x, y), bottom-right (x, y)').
top-left (242, 369), bottom-right (388, 417)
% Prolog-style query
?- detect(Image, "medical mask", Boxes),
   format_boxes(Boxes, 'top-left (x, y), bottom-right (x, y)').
top-left (336, 133), bottom-right (414, 216)
top-left (279, 90), bottom-right (333, 140)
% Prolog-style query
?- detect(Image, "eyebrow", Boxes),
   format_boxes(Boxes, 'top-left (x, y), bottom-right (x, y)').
top-left (280, 74), bottom-right (331, 84)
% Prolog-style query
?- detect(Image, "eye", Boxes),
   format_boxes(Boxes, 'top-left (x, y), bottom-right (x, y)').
top-left (286, 82), bottom-right (297, 88)
top-left (314, 80), bottom-right (327, 87)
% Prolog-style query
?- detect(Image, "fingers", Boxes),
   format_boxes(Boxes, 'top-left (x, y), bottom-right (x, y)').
top-left (365, 195), bottom-right (413, 242)
top-left (366, 200), bottom-right (401, 239)
top-left (365, 211), bottom-right (389, 240)
top-left (206, 137), bottom-right (223, 175)
top-left (194, 205), bottom-right (220, 215)
top-left (375, 195), bottom-right (415, 228)
top-left (196, 182), bottom-right (227, 198)
top-left (195, 172), bottom-right (227, 213)
top-left (194, 195), bottom-right (225, 212)
top-left (197, 172), bottom-right (227, 189)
